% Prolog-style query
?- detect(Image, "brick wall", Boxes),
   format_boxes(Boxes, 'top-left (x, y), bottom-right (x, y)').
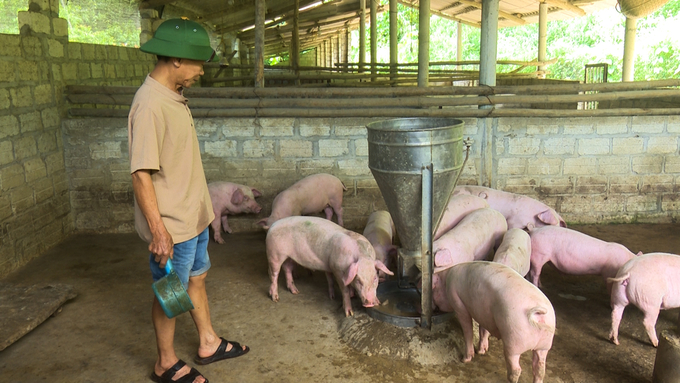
top-left (0, 0), bottom-right (155, 278)
top-left (62, 115), bottom-right (680, 243)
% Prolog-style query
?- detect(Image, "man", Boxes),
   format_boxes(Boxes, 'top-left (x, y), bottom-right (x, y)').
top-left (128, 18), bottom-right (249, 383)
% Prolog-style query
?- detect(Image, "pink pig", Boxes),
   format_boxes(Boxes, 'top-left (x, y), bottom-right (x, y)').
top-left (433, 208), bottom-right (507, 272)
top-left (257, 173), bottom-right (346, 230)
top-left (453, 185), bottom-right (566, 230)
top-left (266, 216), bottom-right (393, 317)
top-left (434, 194), bottom-right (489, 240)
top-left (208, 181), bottom-right (262, 244)
top-left (432, 262), bottom-right (555, 383)
top-left (528, 225), bottom-right (638, 288)
top-left (608, 252), bottom-right (680, 347)
top-left (362, 210), bottom-right (397, 281)
top-left (493, 228), bottom-right (532, 277)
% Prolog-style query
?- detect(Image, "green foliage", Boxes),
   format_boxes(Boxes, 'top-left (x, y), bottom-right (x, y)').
top-left (0, 0), bottom-right (140, 47)
top-left (60, 0), bottom-right (140, 46)
top-left (349, 0), bottom-right (679, 81)
top-left (0, 0), bottom-right (28, 34)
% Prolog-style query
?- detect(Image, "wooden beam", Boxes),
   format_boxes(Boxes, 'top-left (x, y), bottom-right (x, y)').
top-left (455, 0), bottom-right (527, 25)
top-left (397, 1), bottom-right (480, 28)
top-left (543, 0), bottom-right (586, 16)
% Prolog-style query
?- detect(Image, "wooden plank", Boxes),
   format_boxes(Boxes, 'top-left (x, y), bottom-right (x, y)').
top-left (0, 283), bottom-right (77, 351)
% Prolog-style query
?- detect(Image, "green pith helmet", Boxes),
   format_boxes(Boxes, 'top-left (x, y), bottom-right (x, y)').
top-left (140, 18), bottom-right (216, 62)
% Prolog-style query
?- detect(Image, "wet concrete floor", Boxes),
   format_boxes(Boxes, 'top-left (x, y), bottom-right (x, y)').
top-left (0, 223), bottom-right (679, 383)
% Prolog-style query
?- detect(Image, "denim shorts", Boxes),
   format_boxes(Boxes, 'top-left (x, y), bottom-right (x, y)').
top-left (149, 227), bottom-right (211, 288)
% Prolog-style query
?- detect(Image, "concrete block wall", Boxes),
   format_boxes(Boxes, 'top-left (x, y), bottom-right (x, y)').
top-left (62, 114), bottom-right (680, 241)
top-left (460, 115), bottom-right (680, 224)
top-left (0, 0), bottom-right (155, 278)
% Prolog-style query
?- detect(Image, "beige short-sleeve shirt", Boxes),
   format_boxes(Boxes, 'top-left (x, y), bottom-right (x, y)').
top-left (128, 75), bottom-right (214, 244)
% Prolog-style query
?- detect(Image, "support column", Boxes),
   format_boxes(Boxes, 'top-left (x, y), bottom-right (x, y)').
top-left (344, 28), bottom-right (350, 69)
top-left (538, 1), bottom-right (547, 79)
top-left (291, 0), bottom-right (300, 81)
top-left (359, 0), bottom-right (366, 73)
top-left (370, 0), bottom-right (378, 81)
top-left (479, 0), bottom-right (499, 88)
top-left (456, 22), bottom-right (462, 62)
top-left (390, 0), bottom-right (398, 83)
top-left (335, 34), bottom-right (341, 70)
top-left (622, 17), bottom-right (637, 82)
top-left (254, 0), bottom-right (265, 88)
top-left (417, 0), bottom-right (430, 87)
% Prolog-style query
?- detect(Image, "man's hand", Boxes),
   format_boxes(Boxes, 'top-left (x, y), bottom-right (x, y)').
top-left (131, 169), bottom-right (174, 268)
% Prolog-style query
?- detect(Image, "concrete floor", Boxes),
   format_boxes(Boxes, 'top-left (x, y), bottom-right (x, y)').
top-left (0, 224), bottom-right (679, 383)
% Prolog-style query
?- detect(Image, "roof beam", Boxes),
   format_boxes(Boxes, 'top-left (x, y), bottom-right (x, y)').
top-left (542, 0), bottom-right (586, 16)
top-left (397, 1), bottom-right (480, 28)
top-left (454, 0), bottom-right (527, 25)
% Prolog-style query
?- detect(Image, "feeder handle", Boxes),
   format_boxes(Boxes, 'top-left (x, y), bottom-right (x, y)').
top-left (163, 258), bottom-right (175, 275)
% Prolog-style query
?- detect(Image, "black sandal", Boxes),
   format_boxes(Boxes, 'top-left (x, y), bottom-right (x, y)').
top-left (150, 359), bottom-right (208, 383)
top-left (194, 337), bottom-right (250, 365)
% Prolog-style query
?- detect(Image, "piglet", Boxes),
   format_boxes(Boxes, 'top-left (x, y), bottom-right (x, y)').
top-left (528, 225), bottom-right (638, 288)
top-left (432, 261), bottom-right (555, 383)
top-left (266, 216), bottom-right (393, 317)
top-left (257, 173), bottom-right (346, 230)
top-left (208, 181), bottom-right (262, 244)
top-left (433, 208), bottom-right (507, 272)
top-left (493, 228), bottom-right (531, 277)
top-left (434, 194), bottom-right (489, 240)
top-left (454, 185), bottom-right (566, 230)
top-left (362, 211), bottom-right (397, 281)
top-left (608, 252), bottom-right (680, 347)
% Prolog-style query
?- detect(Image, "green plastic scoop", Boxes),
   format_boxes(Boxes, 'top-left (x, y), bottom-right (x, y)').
top-left (152, 259), bottom-right (194, 318)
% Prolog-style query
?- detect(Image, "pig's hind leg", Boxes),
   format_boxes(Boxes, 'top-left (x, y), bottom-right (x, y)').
top-left (640, 304), bottom-right (661, 347)
top-left (503, 349), bottom-right (522, 383)
top-left (478, 327), bottom-right (490, 355)
top-left (282, 259), bottom-right (300, 295)
top-left (531, 349), bottom-right (548, 383)
top-left (268, 258), bottom-right (284, 302)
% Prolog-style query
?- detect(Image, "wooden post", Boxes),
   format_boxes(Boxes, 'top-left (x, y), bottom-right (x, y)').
top-left (538, 1), bottom-right (547, 79)
top-left (623, 17), bottom-right (637, 82)
top-left (292, 0), bottom-right (300, 83)
top-left (480, 0), bottom-right (499, 89)
top-left (418, 0), bottom-right (430, 87)
top-left (359, 0), bottom-right (366, 73)
top-left (370, 0), bottom-right (378, 82)
top-left (456, 22), bottom-right (463, 70)
top-left (390, 0), bottom-right (398, 84)
top-left (344, 28), bottom-right (350, 66)
top-left (335, 34), bottom-right (340, 70)
top-left (254, 0), bottom-right (265, 88)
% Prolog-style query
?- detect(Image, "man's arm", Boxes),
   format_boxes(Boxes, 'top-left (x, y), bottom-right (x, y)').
top-left (131, 169), bottom-right (174, 267)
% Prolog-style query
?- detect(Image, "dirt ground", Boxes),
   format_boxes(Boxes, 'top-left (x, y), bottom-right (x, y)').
top-left (0, 223), bottom-right (679, 383)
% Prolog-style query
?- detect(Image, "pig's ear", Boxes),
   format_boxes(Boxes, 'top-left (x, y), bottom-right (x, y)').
top-left (537, 209), bottom-right (560, 226)
top-left (231, 189), bottom-right (245, 205)
top-left (387, 245), bottom-right (398, 260)
top-left (434, 249), bottom-right (453, 268)
top-left (374, 260), bottom-right (394, 276)
top-left (343, 262), bottom-right (359, 286)
top-left (252, 189), bottom-right (263, 198)
top-left (256, 218), bottom-right (270, 230)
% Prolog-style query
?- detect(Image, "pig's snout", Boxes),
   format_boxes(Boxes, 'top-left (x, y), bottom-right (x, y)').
top-left (254, 205), bottom-right (262, 214)
top-left (361, 296), bottom-right (381, 308)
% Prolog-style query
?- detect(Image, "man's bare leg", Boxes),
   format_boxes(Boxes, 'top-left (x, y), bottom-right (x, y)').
top-left (188, 272), bottom-right (247, 358)
top-left (152, 298), bottom-right (206, 383)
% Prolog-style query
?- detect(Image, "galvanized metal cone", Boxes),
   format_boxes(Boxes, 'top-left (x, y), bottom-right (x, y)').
top-left (367, 118), bottom-right (465, 274)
